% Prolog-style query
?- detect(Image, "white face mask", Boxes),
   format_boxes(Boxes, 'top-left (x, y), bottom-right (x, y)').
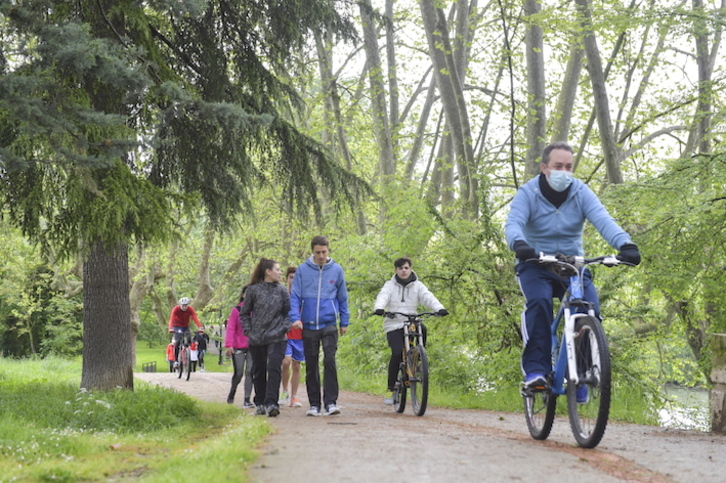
top-left (547, 169), bottom-right (573, 192)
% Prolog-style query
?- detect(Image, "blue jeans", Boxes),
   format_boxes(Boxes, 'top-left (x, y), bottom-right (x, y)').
top-left (516, 261), bottom-right (599, 376)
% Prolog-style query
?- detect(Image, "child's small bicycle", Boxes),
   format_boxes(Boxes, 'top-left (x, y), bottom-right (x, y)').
top-left (386, 311), bottom-right (440, 417)
top-left (521, 253), bottom-right (633, 448)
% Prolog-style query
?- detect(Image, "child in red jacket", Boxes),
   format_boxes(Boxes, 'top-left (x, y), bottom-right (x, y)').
top-left (166, 341), bottom-right (176, 372)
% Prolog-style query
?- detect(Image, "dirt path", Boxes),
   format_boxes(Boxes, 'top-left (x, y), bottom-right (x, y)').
top-left (135, 372), bottom-right (724, 483)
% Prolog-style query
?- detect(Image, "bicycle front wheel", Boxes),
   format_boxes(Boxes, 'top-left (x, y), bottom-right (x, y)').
top-left (523, 388), bottom-right (557, 440)
top-left (567, 315), bottom-right (611, 448)
top-left (177, 347), bottom-right (184, 379)
top-left (183, 347), bottom-right (192, 381)
top-left (409, 346), bottom-right (429, 416)
top-left (393, 364), bottom-right (407, 413)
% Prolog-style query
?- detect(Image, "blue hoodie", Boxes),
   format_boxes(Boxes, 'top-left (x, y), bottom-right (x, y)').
top-left (505, 175), bottom-right (632, 256)
top-left (289, 256), bottom-right (349, 330)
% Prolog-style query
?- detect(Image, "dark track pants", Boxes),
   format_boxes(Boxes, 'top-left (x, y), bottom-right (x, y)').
top-left (515, 261), bottom-right (599, 376)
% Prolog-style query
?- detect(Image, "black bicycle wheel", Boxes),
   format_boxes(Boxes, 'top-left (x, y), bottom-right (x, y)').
top-left (409, 346), bottom-right (429, 416)
top-left (566, 315), bottom-right (611, 448)
top-left (523, 387), bottom-right (557, 440)
top-left (183, 347), bottom-right (192, 381)
top-left (177, 345), bottom-right (184, 379)
top-left (393, 364), bottom-right (407, 413)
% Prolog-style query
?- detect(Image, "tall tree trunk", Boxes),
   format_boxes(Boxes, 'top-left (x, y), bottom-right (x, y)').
top-left (524, 0), bottom-right (546, 176)
top-left (419, 0), bottom-right (477, 216)
top-left (405, 69), bottom-right (436, 181)
top-left (550, 45), bottom-right (583, 143)
top-left (575, 0), bottom-right (622, 184)
top-left (81, 240), bottom-right (134, 390)
top-left (80, 0), bottom-right (135, 390)
top-left (193, 226), bottom-right (215, 310)
top-left (359, 0), bottom-right (396, 179)
top-left (385, 0), bottom-right (400, 158)
top-left (314, 31), bottom-right (367, 234)
top-left (691, 0), bottom-right (713, 155)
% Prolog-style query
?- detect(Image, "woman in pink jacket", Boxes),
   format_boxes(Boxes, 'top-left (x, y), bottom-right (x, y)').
top-left (225, 285), bottom-right (255, 408)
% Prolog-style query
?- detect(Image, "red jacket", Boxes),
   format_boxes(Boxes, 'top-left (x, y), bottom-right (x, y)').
top-left (166, 343), bottom-right (175, 362)
top-left (168, 305), bottom-right (202, 331)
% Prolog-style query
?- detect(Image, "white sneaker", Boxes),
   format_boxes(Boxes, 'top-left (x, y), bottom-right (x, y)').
top-left (324, 404), bottom-right (340, 416)
top-left (306, 406), bottom-right (321, 417)
top-left (278, 391), bottom-right (289, 405)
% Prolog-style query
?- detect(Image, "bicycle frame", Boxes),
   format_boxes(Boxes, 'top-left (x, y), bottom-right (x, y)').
top-left (402, 319), bottom-right (423, 372)
top-left (173, 327), bottom-right (192, 348)
top-left (541, 254), bottom-right (613, 394)
top-left (385, 311), bottom-right (437, 416)
top-left (522, 253), bottom-right (631, 448)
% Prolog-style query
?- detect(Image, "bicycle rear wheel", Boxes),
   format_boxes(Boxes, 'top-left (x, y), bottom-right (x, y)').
top-left (409, 346), bottom-right (429, 416)
top-left (393, 364), bottom-right (407, 413)
top-left (523, 388), bottom-right (557, 440)
top-left (567, 315), bottom-right (611, 448)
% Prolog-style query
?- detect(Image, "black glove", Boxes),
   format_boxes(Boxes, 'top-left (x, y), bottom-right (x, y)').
top-left (373, 309), bottom-right (384, 316)
top-left (513, 240), bottom-right (537, 262)
top-left (437, 309), bottom-right (449, 316)
top-left (617, 243), bottom-right (641, 265)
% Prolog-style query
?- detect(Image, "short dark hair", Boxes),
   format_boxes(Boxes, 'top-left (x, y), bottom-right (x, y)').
top-left (311, 235), bottom-right (329, 250)
top-left (541, 141), bottom-right (573, 165)
top-left (394, 257), bottom-right (412, 268)
top-left (286, 266), bottom-right (296, 277)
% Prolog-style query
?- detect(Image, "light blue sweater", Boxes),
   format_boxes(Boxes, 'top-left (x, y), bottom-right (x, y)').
top-left (505, 175), bottom-right (632, 256)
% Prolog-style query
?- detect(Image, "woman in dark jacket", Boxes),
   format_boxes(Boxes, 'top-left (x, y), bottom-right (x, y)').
top-left (240, 258), bottom-right (302, 416)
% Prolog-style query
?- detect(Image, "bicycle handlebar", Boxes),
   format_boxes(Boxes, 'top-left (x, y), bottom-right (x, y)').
top-left (528, 253), bottom-right (635, 268)
top-left (384, 311), bottom-right (441, 319)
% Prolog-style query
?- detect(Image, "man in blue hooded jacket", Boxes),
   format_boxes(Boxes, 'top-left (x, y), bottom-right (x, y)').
top-left (505, 141), bottom-right (641, 391)
top-left (290, 235), bottom-right (349, 416)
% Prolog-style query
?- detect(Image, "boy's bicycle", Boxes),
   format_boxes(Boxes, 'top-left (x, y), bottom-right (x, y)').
top-left (386, 311), bottom-right (439, 417)
top-left (173, 328), bottom-right (193, 381)
top-left (521, 253), bottom-right (633, 448)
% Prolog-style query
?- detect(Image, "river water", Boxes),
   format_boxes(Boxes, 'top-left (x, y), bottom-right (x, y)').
top-left (658, 384), bottom-right (710, 431)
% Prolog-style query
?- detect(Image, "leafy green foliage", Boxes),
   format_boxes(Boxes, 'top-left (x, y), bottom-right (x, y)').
top-left (603, 152), bottom-right (726, 381)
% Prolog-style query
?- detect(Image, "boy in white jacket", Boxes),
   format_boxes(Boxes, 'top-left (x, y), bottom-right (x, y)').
top-left (373, 257), bottom-right (448, 404)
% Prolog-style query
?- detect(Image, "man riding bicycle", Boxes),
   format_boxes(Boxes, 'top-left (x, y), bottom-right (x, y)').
top-left (504, 141), bottom-right (641, 392)
top-left (169, 297), bottom-right (205, 364)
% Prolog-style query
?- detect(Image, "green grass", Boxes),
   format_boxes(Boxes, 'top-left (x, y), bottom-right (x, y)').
top-left (0, 356), bottom-right (267, 482)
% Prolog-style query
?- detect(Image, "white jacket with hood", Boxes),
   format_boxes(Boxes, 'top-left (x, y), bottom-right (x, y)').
top-left (374, 271), bottom-right (444, 333)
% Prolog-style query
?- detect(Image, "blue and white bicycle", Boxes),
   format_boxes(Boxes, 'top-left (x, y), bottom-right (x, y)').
top-left (521, 253), bottom-right (633, 448)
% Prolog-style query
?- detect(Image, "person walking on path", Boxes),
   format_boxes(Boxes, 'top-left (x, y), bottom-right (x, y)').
top-left (280, 266), bottom-right (304, 407)
top-left (193, 330), bottom-right (209, 371)
top-left (373, 257), bottom-right (448, 404)
top-left (289, 235), bottom-right (349, 417)
top-left (242, 258), bottom-right (302, 417)
top-left (225, 286), bottom-right (255, 408)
